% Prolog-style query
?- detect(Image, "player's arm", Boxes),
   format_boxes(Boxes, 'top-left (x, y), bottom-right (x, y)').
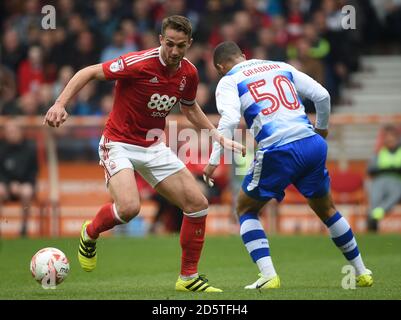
top-left (202, 77), bottom-right (243, 187)
top-left (180, 102), bottom-right (245, 156)
top-left (44, 64), bottom-right (106, 127)
top-left (289, 65), bottom-right (331, 138)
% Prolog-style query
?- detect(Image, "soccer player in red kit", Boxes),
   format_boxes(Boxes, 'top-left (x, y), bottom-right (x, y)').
top-left (44, 15), bottom-right (245, 292)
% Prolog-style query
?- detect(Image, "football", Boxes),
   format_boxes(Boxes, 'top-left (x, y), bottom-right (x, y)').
top-left (30, 247), bottom-right (70, 289)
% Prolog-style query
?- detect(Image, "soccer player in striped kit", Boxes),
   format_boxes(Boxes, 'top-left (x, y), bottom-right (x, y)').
top-left (44, 16), bottom-right (245, 293)
top-left (204, 41), bottom-right (373, 289)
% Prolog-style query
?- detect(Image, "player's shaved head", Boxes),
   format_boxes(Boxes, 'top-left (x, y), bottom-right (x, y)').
top-left (213, 41), bottom-right (243, 68)
top-left (161, 15), bottom-right (192, 39)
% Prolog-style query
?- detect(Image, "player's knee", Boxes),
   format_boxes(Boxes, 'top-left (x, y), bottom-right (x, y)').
top-left (308, 194), bottom-right (336, 221)
top-left (183, 195), bottom-right (208, 214)
top-left (236, 202), bottom-right (255, 217)
top-left (115, 201), bottom-right (140, 222)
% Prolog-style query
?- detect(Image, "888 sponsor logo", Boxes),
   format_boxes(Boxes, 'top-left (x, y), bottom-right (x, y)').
top-left (148, 93), bottom-right (177, 117)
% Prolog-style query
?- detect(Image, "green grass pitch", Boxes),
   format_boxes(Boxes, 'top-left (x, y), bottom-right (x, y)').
top-left (0, 234), bottom-right (400, 300)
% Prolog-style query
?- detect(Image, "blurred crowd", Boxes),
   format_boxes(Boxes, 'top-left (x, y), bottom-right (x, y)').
top-left (1, 0), bottom-right (401, 118)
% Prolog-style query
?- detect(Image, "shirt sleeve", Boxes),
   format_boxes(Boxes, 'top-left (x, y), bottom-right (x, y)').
top-left (180, 68), bottom-right (199, 106)
top-left (102, 53), bottom-right (141, 80)
top-left (286, 63), bottom-right (331, 129)
top-left (209, 76), bottom-right (242, 166)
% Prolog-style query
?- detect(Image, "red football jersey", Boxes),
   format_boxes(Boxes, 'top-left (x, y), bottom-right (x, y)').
top-left (102, 47), bottom-right (199, 147)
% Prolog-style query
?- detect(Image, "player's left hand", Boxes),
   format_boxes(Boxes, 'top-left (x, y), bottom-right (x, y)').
top-left (203, 164), bottom-right (218, 187)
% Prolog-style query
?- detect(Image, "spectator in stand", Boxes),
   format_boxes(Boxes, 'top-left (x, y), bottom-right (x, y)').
top-left (197, 0), bottom-right (227, 44)
top-left (232, 11), bottom-right (257, 55)
top-left (241, 0), bottom-right (272, 31)
top-left (127, 0), bottom-right (155, 33)
top-left (38, 31), bottom-right (58, 83)
top-left (70, 31), bottom-right (100, 71)
top-left (119, 19), bottom-right (141, 49)
top-left (17, 92), bottom-right (45, 115)
top-left (17, 46), bottom-right (45, 95)
top-left (10, 0), bottom-right (42, 45)
top-left (56, 0), bottom-right (76, 28)
top-left (257, 27), bottom-right (287, 61)
top-left (90, 0), bottom-right (119, 47)
top-left (271, 15), bottom-right (290, 48)
top-left (367, 125), bottom-right (401, 232)
top-left (38, 84), bottom-right (55, 113)
top-left (284, 0), bottom-right (305, 44)
top-left (70, 81), bottom-right (99, 116)
top-left (382, 0), bottom-right (401, 48)
top-left (263, 0), bottom-right (284, 16)
top-left (100, 29), bottom-right (138, 63)
top-left (53, 65), bottom-right (74, 100)
top-left (367, 0), bottom-right (401, 48)
top-left (0, 118), bottom-right (38, 237)
top-left (196, 82), bottom-right (217, 114)
top-left (0, 64), bottom-right (18, 115)
top-left (302, 23), bottom-right (330, 60)
top-left (288, 37), bottom-right (325, 84)
top-left (1, 29), bottom-right (26, 73)
top-left (140, 30), bottom-right (159, 50)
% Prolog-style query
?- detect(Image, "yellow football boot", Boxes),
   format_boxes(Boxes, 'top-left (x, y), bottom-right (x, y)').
top-left (244, 274), bottom-right (281, 289)
top-left (356, 269), bottom-right (373, 287)
top-left (175, 274), bottom-right (223, 292)
top-left (78, 221), bottom-right (97, 272)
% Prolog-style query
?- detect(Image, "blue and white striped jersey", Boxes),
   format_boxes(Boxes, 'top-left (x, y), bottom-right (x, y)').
top-left (209, 59), bottom-right (331, 165)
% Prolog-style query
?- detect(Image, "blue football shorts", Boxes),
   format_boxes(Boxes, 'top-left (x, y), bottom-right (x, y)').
top-left (242, 134), bottom-right (330, 202)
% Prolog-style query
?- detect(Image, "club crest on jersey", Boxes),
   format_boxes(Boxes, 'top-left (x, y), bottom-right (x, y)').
top-left (179, 76), bottom-right (186, 91)
top-left (109, 160), bottom-right (117, 170)
top-left (110, 58), bottom-right (124, 72)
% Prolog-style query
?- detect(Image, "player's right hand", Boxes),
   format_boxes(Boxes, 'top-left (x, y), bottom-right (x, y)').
top-left (203, 164), bottom-right (218, 187)
top-left (43, 104), bottom-right (69, 128)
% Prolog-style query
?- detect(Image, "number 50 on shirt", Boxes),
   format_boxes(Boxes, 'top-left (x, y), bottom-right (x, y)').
top-left (247, 75), bottom-right (300, 116)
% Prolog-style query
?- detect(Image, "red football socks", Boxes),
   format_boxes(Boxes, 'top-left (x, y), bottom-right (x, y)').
top-left (86, 203), bottom-right (123, 239)
top-left (180, 215), bottom-right (207, 276)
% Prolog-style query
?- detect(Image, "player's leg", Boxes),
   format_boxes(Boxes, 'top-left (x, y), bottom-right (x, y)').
top-left (79, 136), bottom-right (141, 271)
top-left (10, 182), bottom-right (35, 237)
top-left (154, 168), bottom-right (222, 292)
top-left (236, 189), bottom-right (280, 289)
top-left (295, 135), bottom-right (372, 287)
top-left (79, 168), bottom-right (140, 272)
top-left (307, 193), bottom-right (373, 287)
top-left (87, 136), bottom-right (141, 239)
top-left (86, 168), bottom-right (141, 239)
top-left (236, 146), bottom-right (295, 289)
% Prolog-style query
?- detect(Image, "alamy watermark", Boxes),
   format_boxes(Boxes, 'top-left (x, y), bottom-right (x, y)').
top-left (341, 265), bottom-right (356, 289)
top-left (41, 259), bottom-right (57, 289)
top-left (40, 4), bottom-right (356, 31)
top-left (145, 121), bottom-right (255, 176)
top-left (342, 5), bottom-right (356, 30)
top-left (41, 5), bottom-right (56, 30)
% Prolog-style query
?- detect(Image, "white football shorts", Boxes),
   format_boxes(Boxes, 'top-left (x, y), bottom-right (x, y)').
top-left (98, 135), bottom-right (185, 187)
